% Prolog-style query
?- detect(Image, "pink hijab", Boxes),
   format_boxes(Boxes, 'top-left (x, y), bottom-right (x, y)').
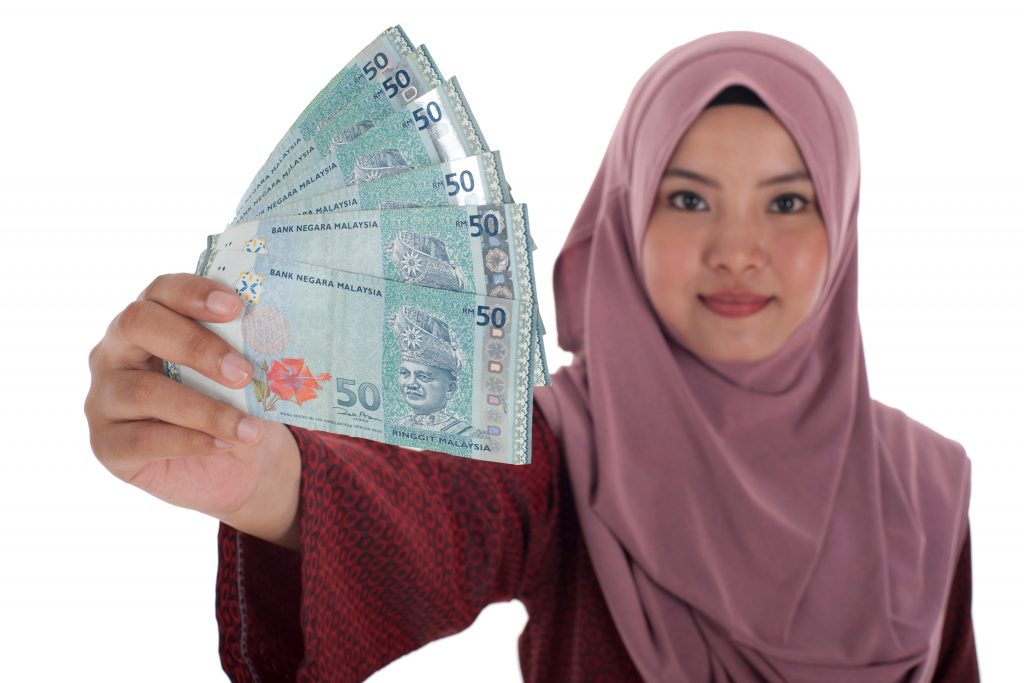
top-left (533, 30), bottom-right (971, 682)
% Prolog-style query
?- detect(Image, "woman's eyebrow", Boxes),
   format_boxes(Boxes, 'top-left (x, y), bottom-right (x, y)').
top-left (662, 167), bottom-right (811, 188)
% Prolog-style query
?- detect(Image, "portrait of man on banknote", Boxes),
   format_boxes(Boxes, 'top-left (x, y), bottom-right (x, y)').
top-left (391, 304), bottom-right (480, 436)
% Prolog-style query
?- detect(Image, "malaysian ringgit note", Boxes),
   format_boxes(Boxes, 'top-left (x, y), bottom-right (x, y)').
top-left (209, 204), bottom-right (533, 307)
top-left (167, 250), bottom-right (534, 464)
top-left (236, 45), bottom-right (446, 221)
top-left (235, 26), bottom-right (438, 219)
top-left (237, 78), bottom-right (488, 223)
top-left (260, 152), bottom-right (511, 218)
top-left (262, 153), bottom-right (509, 217)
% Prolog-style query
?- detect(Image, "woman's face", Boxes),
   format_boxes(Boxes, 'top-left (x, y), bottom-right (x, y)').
top-left (641, 104), bottom-right (829, 363)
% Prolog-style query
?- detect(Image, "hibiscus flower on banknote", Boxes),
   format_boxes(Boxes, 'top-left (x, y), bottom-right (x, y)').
top-left (252, 358), bottom-right (331, 411)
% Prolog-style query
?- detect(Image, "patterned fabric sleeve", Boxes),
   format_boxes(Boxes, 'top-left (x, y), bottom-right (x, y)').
top-left (932, 525), bottom-right (980, 682)
top-left (215, 404), bottom-right (559, 683)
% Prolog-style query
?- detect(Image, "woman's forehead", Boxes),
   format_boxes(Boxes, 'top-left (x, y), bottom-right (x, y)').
top-left (660, 105), bottom-right (813, 177)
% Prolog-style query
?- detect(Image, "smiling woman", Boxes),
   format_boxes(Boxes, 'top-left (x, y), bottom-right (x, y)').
top-left (534, 30), bottom-right (976, 682)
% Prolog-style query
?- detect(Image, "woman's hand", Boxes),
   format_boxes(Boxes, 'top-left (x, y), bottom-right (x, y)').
top-left (84, 273), bottom-right (301, 550)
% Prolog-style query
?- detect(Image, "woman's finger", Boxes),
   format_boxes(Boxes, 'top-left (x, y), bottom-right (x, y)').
top-left (137, 272), bottom-right (244, 322)
top-left (91, 273), bottom-right (246, 374)
top-left (95, 369), bottom-right (263, 447)
top-left (94, 419), bottom-right (233, 482)
top-left (98, 297), bottom-right (252, 388)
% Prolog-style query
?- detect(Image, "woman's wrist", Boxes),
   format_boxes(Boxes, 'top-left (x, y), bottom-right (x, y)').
top-left (221, 421), bottom-right (302, 552)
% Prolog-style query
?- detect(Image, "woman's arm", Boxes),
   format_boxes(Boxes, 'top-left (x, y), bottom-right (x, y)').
top-left (932, 526), bottom-right (979, 682)
top-left (215, 407), bottom-right (559, 683)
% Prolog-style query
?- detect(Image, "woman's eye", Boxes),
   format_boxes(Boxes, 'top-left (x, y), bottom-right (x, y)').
top-left (668, 191), bottom-right (706, 211)
top-left (771, 194), bottom-right (809, 213)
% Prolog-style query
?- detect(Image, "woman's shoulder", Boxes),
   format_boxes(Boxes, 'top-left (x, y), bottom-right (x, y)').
top-left (871, 399), bottom-right (972, 544)
top-left (871, 399), bottom-right (970, 473)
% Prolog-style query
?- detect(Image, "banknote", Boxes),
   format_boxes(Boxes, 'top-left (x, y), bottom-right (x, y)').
top-left (234, 45), bottom-right (446, 221)
top-left (237, 77), bottom-right (489, 223)
top-left (166, 250), bottom-right (534, 464)
top-left (259, 152), bottom-right (512, 219)
top-left (207, 203), bottom-right (549, 386)
top-left (236, 26), bottom-right (437, 216)
top-left (210, 204), bottom-right (533, 302)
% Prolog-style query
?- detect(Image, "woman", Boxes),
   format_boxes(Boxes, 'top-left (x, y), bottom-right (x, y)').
top-left (84, 30), bottom-right (977, 681)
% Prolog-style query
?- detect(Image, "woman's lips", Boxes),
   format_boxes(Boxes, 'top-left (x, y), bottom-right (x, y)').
top-left (700, 295), bottom-right (773, 318)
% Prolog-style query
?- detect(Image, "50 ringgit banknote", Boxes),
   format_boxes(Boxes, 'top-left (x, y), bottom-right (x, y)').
top-left (165, 25), bottom-right (549, 464)
top-left (168, 250), bottom-right (535, 464)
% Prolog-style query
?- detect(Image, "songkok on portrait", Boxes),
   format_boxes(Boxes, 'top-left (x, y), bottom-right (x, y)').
top-left (388, 231), bottom-right (469, 291)
top-left (390, 304), bottom-right (465, 375)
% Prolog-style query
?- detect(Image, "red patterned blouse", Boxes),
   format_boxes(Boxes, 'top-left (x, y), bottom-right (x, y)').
top-left (215, 404), bottom-right (979, 682)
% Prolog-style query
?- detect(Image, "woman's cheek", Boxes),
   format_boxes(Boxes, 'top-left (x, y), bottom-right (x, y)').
top-left (772, 228), bottom-right (828, 303)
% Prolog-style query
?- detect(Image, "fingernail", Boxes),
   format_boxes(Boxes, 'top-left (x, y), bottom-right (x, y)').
top-left (207, 290), bottom-right (241, 316)
top-left (237, 417), bottom-right (262, 443)
top-left (221, 353), bottom-right (251, 384)
top-left (214, 438), bottom-right (233, 450)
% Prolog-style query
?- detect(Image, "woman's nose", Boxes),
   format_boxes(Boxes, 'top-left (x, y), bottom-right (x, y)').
top-left (704, 218), bottom-right (768, 274)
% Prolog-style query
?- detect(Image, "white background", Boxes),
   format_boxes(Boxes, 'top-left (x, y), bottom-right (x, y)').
top-left (1, 0), bottom-right (1020, 680)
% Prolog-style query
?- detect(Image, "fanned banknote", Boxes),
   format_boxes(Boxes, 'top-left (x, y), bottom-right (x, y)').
top-left (235, 26), bottom-right (439, 219)
top-left (167, 25), bottom-right (549, 463)
top-left (237, 77), bottom-right (489, 223)
top-left (235, 44), bottom-right (447, 221)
